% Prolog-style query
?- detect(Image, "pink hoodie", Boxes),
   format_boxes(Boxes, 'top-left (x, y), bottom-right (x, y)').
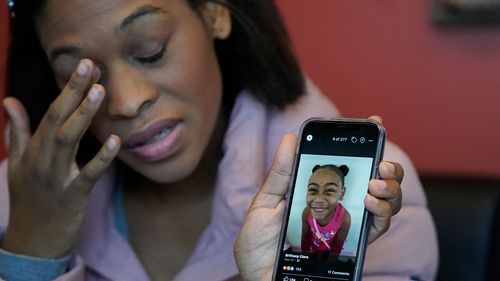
top-left (0, 80), bottom-right (438, 281)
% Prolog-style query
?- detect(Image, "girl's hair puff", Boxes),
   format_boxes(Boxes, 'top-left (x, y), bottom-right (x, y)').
top-left (311, 164), bottom-right (350, 186)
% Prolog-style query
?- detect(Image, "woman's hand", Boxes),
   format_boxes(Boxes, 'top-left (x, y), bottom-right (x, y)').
top-left (234, 134), bottom-right (297, 281)
top-left (234, 130), bottom-right (403, 281)
top-left (1, 59), bottom-right (120, 258)
top-left (364, 115), bottom-right (403, 243)
top-left (365, 161), bottom-right (403, 243)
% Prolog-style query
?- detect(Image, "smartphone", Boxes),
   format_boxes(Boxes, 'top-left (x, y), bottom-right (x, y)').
top-left (272, 118), bottom-right (386, 281)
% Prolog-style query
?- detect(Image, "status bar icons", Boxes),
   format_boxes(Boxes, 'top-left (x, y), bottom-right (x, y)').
top-left (308, 134), bottom-right (372, 144)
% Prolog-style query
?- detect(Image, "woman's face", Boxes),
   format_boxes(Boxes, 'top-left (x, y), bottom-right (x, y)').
top-left (306, 168), bottom-right (345, 223)
top-left (37, 0), bottom-right (230, 183)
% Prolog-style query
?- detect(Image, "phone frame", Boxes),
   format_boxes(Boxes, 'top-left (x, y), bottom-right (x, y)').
top-left (272, 117), bottom-right (386, 281)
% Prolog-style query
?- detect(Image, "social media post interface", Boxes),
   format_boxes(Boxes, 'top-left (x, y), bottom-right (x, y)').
top-left (273, 119), bottom-right (385, 281)
top-left (275, 153), bottom-right (374, 281)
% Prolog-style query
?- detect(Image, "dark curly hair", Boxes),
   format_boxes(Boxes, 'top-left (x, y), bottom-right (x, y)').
top-left (311, 164), bottom-right (350, 186)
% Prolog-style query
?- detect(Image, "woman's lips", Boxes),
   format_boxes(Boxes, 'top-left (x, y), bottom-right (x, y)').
top-left (124, 119), bottom-right (183, 162)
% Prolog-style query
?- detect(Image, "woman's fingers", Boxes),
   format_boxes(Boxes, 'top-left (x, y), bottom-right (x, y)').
top-left (3, 97), bottom-right (32, 164)
top-left (55, 85), bottom-right (105, 166)
top-left (251, 133), bottom-right (297, 210)
top-left (379, 161), bottom-right (404, 184)
top-left (35, 59), bottom-right (97, 142)
top-left (365, 193), bottom-right (392, 243)
top-left (365, 161), bottom-right (404, 243)
top-left (363, 117), bottom-right (403, 243)
top-left (373, 161), bottom-right (403, 215)
top-left (30, 59), bottom-right (101, 166)
top-left (71, 135), bottom-right (121, 197)
top-left (368, 179), bottom-right (402, 216)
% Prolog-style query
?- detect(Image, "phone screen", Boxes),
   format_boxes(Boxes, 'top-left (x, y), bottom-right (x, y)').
top-left (273, 119), bottom-right (385, 281)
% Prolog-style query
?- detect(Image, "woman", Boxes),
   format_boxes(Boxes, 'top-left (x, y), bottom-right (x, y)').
top-left (0, 0), bottom-right (437, 280)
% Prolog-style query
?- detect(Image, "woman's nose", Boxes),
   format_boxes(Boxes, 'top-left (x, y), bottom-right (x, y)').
top-left (103, 64), bottom-right (158, 119)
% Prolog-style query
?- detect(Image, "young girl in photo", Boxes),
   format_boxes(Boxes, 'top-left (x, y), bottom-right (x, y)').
top-left (301, 164), bottom-right (351, 255)
top-left (0, 0), bottom-right (437, 280)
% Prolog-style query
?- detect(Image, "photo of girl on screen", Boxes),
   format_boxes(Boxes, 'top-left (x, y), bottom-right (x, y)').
top-left (301, 164), bottom-right (351, 255)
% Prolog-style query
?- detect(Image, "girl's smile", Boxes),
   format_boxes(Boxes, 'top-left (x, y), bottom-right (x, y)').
top-left (310, 206), bottom-right (331, 220)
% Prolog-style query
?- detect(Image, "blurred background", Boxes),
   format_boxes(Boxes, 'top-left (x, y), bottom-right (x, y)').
top-left (273, 0), bottom-right (500, 179)
top-left (1, 1), bottom-right (500, 179)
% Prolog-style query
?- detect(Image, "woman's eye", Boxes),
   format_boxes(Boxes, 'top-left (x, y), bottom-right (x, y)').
top-left (134, 44), bottom-right (166, 64)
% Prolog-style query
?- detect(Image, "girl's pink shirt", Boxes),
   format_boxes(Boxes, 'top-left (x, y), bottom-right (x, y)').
top-left (0, 79), bottom-right (438, 281)
top-left (306, 203), bottom-right (345, 252)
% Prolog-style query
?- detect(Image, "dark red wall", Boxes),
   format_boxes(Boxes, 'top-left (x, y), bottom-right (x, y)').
top-left (1, 2), bottom-right (500, 179)
top-left (275, 0), bottom-right (500, 178)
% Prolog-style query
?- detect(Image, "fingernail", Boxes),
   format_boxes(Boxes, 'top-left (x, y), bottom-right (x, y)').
top-left (88, 86), bottom-right (101, 102)
top-left (2, 99), bottom-right (14, 119)
top-left (106, 136), bottom-right (119, 150)
top-left (2, 99), bottom-right (9, 113)
top-left (77, 60), bottom-right (89, 76)
top-left (381, 161), bottom-right (395, 174)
